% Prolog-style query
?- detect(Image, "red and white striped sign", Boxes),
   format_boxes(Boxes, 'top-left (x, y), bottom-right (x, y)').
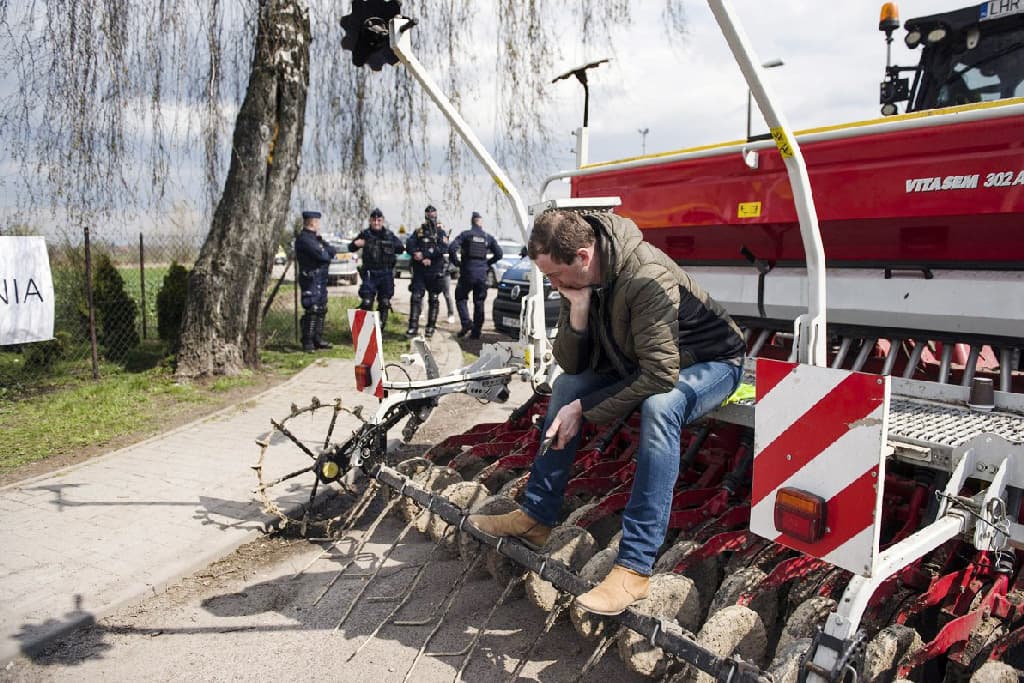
top-left (751, 358), bottom-right (890, 577)
top-left (347, 309), bottom-right (384, 399)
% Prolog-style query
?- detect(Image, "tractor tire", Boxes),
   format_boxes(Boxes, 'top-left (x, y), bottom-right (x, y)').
top-left (861, 623), bottom-right (923, 683)
top-left (971, 662), bottom-right (1023, 683)
top-left (562, 501), bottom-right (598, 527)
top-left (427, 481), bottom-right (490, 556)
top-left (774, 596), bottom-right (836, 662)
top-left (495, 472), bottom-right (529, 499)
top-left (617, 574), bottom-right (701, 678)
top-left (392, 457), bottom-right (432, 519)
top-left (707, 566), bottom-right (778, 631)
top-left (784, 567), bottom-right (831, 610)
top-left (525, 525), bottom-right (597, 611)
top-left (653, 538), bottom-right (722, 619)
top-left (767, 637), bottom-right (812, 683)
top-left (403, 466), bottom-right (461, 530)
top-left (570, 547), bottom-right (619, 639)
top-left (583, 511), bottom-right (622, 549)
top-left (691, 604), bottom-right (768, 683)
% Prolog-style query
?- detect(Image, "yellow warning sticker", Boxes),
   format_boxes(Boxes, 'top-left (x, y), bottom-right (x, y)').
top-left (737, 201), bottom-right (762, 218)
top-left (770, 126), bottom-right (794, 158)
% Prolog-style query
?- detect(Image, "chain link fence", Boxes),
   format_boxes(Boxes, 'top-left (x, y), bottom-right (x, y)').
top-left (0, 229), bottom-right (303, 396)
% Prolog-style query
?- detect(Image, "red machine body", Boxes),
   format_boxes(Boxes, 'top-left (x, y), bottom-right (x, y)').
top-left (572, 100), bottom-right (1024, 271)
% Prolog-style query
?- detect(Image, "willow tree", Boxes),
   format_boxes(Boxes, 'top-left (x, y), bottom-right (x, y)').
top-left (0, 1), bottom-right (687, 377)
top-left (175, 0), bottom-right (310, 376)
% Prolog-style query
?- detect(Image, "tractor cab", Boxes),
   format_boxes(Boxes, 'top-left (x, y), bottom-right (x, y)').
top-left (879, 1), bottom-right (1024, 115)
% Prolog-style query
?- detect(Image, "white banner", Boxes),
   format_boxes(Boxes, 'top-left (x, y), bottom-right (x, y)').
top-left (1, 236), bottom-right (55, 344)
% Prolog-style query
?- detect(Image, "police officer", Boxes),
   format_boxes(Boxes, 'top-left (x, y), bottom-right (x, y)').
top-left (294, 210), bottom-right (336, 352)
top-left (449, 211), bottom-right (503, 339)
top-left (349, 207), bottom-right (404, 330)
top-left (405, 204), bottom-right (449, 337)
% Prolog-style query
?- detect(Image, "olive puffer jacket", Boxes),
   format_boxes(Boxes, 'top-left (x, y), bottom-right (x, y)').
top-left (551, 212), bottom-right (745, 424)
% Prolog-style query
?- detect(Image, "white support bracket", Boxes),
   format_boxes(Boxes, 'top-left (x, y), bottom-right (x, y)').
top-left (387, 17), bottom-right (550, 382)
top-left (806, 512), bottom-right (966, 679)
top-left (807, 433), bottom-right (1024, 680)
top-left (706, 0), bottom-right (828, 366)
top-left (351, 342), bottom-right (522, 468)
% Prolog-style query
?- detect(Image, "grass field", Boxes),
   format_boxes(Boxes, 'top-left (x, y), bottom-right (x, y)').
top-left (117, 263), bottom-right (170, 339)
top-left (0, 293), bottom-right (414, 475)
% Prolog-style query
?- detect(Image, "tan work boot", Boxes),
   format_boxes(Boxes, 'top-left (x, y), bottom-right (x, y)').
top-left (465, 509), bottom-right (551, 549)
top-left (575, 564), bottom-right (650, 616)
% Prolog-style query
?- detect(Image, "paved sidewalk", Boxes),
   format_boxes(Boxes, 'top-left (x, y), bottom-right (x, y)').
top-left (0, 333), bottom-right (467, 665)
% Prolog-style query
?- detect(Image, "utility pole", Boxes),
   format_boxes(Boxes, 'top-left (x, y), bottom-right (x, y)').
top-left (637, 127), bottom-right (650, 155)
top-left (746, 58), bottom-right (784, 140)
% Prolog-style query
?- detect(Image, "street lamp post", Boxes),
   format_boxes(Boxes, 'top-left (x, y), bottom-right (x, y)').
top-left (553, 59), bottom-right (610, 167)
top-left (746, 58), bottom-right (784, 140)
top-left (637, 127), bottom-right (650, 155)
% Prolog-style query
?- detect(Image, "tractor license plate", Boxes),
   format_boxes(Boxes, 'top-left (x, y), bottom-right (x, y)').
top-left (502, 316), bottom-right (520, 328)
top-left (981, 1), bottom-right (1024, 19)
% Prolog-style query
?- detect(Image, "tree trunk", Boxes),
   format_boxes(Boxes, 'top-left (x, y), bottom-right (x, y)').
top-left (176, 0), bottom-right (310, 378)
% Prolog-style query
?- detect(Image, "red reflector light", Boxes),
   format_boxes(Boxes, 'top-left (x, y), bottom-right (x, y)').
top-left (774, 487), bottom-right (827, 544)
top-left (354, 364), bottom-right (372, 391)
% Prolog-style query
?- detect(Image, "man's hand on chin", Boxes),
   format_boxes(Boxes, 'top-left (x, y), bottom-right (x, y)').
top-left (558, 286), bottom-right (590, 307)
top-left (559, 286), bottom-right (591, 332)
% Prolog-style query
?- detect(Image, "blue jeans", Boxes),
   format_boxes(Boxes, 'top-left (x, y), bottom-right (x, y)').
top-left (520, 361), bottom-right (743, 575)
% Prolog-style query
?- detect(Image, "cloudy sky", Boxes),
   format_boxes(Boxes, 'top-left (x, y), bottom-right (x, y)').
top-left (573, 0), bottom-right (963, 158)
top-left (0, 0), bottom-right (981, 242)
top-left (366, 0), bottom-right (975, 240)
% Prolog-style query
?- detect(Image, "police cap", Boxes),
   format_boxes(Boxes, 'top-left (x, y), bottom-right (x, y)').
top-left (301, 210), bottom-right (321, 219)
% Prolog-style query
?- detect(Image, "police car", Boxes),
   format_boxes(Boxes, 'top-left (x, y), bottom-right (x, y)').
top-left (491, 255), bottom-right (560, 336)
top-left (487, 240), bottom-right (527, 287)
top-left (327, 237), bottom-right (359, 285)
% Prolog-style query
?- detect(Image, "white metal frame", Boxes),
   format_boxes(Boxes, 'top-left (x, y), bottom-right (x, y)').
top-left (812, 434), bottom-right (1024, 676)
top-left (353, 340), bottom-right (522, 470)
top-left (387, 18), bottom-right (551, 381)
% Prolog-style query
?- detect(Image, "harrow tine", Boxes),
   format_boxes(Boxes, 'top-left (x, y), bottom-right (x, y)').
top-left (312, 494), bottom-right (401, 607)
top-left (506, 592), bottom-right (573, 682)
top-left (571, 626), bottom-right (625, 683)
top-left (300, 475), bottom-right (322, 536)
top-left (355, 562), bottom-right (420, 586)
top-left (335, 518), bottom-right (418, 629)
top-left (345, 543), bottom-right (446, 662)
top-left (322, 400), bottom-right (343, 450)
top-left (290, 481), bottom-right (381, 569)
top-left (296, 481), bottom-right (385, 557)
top-left (399, 551), bottom-right (484, 683)
top-left (452, 573), bottom-right (528, 683)
top-left (329, 480), bottom-right (382, 536)
top-left (270, 418), bottom-right (320, 461)
top-left (257, 464), bottom-right (315, 491)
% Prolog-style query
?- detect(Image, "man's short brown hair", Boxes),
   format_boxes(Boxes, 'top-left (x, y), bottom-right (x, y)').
top-left (528, 210), bottom-right (595, 264)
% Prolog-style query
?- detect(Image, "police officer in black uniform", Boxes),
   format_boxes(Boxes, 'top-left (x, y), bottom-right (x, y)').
top-left (405, 204), bottom-right (449, 337)
top-left (449, 211), bottom-right (503, 339)
top-left (349, 207), bottom-right (404, 330)
top-left (294, 210), bottom-right (336, 352)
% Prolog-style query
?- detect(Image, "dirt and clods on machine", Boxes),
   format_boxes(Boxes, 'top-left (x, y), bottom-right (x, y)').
top-left (250, 1), bottom-right (1024, 681)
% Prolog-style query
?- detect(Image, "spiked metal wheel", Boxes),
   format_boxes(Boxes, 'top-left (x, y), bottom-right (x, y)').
top-left (252, 397), bottom-right (378, 533)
